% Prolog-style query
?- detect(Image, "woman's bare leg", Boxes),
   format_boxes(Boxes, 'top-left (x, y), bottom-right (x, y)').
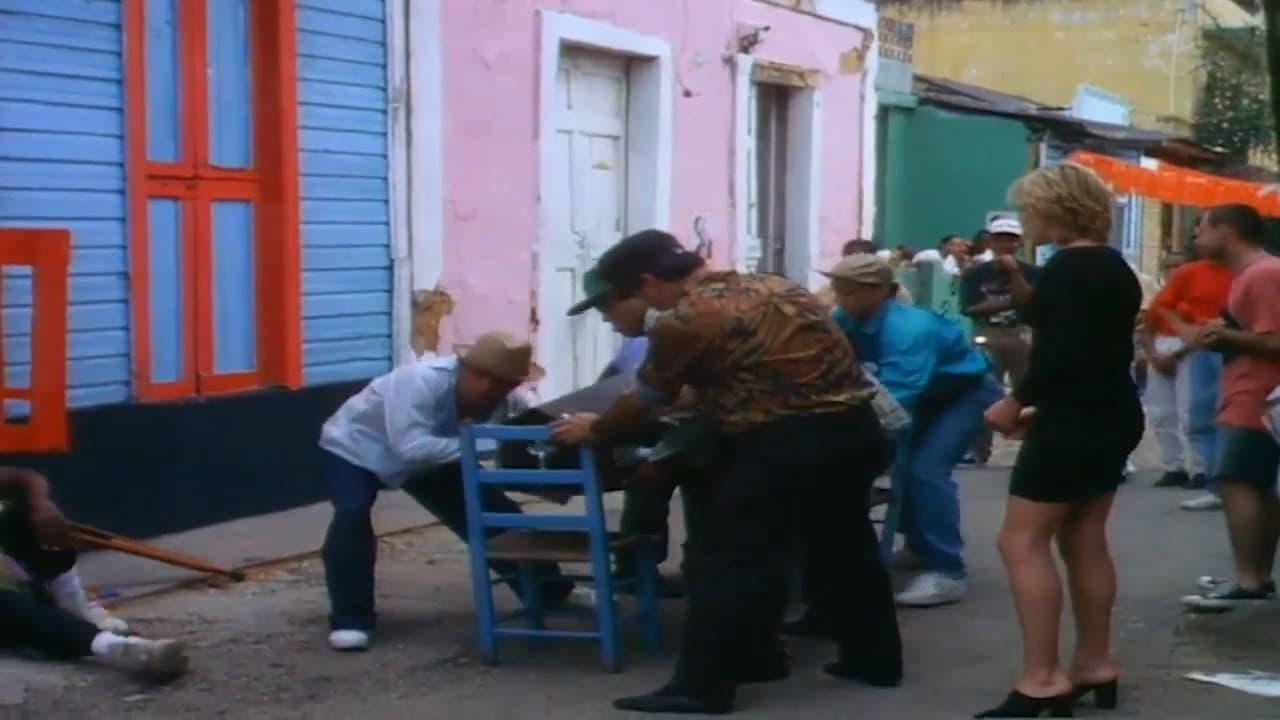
top-left (1057, 491), bottom-right (1121, 684)
top-left (996, 496), bottom-right (1074, 697)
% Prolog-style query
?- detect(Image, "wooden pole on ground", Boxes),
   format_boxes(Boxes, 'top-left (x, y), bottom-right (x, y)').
top-left (67, 521), bottom-right (246, 582)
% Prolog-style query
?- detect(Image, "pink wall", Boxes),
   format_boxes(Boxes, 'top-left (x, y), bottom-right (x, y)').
top-left (437, 0), bottom-right (870, 348)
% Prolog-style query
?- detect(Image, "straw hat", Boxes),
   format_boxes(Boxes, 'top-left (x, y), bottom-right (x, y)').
top-left (456, 332), bottom-right (541, 383)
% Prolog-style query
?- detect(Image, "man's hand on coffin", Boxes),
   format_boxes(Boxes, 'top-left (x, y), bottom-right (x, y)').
top-left (550, 412), bottom-right (599, 447)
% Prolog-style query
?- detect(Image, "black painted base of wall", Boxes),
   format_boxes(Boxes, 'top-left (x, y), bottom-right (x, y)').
top-left (4, 381), bottom-right (363, 539)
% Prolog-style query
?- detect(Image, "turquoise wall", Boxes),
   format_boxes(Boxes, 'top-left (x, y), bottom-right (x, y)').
top-left (876, 103), bottom-right (1031, 250)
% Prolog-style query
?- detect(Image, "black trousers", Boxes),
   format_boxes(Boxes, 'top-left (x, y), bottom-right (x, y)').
top-left (617, 471), bottom-right (680, 572)
top-left (670, 405), bottom-right (903, 697)
top-left (0, 501), bottom-right (98, 659)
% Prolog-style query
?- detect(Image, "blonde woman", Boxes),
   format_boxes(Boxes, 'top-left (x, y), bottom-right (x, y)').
top-left (977, 164), bottom-right (1143, 718)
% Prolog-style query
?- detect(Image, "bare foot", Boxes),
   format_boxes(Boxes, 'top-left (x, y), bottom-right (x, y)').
top-left (1069, 660), bottom-right (1121, 686)
top-left (1013, 670), bottom-right (1073, 699)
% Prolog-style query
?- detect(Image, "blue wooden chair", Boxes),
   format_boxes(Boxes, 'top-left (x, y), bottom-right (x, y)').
top-left (459, 423), bottom-right (662, 672)
top-left (874, 441), bottom-right (908, 563)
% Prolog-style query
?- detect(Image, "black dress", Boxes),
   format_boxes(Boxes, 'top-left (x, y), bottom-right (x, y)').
top-left (1009, 245), bottom-right (1145, 504)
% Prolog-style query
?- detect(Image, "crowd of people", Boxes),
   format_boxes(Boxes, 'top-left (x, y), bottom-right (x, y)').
top-left (1, 163), bottom-right (1277, 718)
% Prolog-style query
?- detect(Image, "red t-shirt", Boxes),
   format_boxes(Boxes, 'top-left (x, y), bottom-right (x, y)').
top-left (1218, 254), bottom-right (1280, 431)
top-left (1148, 260), bottom-right (1233, 337)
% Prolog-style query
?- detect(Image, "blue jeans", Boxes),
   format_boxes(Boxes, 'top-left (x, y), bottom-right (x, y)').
top-left (1185, 350), bottom-right (1221, 489)
top-left (899, 376), bottom-right (1005, 579)
top-left (321, 451), bottom-right (573, 632)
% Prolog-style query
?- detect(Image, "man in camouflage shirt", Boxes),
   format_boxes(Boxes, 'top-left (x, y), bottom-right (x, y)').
top-left (552, 230), bottom-right (901, 715)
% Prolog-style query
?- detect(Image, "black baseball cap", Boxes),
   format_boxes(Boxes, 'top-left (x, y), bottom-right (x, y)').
top-left (596, 229), bottom-right (703, 291)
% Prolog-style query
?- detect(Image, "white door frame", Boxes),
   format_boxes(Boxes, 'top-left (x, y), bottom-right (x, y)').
top-left (385, 0), bottom-right (446, 366)
top-left (535, 11), bottom-right (673, 385)
top-left (732, 56), bottom-right (823, 289)
top-left (732, 54), bottom-right (755, 275)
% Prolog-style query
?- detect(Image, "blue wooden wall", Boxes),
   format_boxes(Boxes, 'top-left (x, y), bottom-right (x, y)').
top-left (0, 0), bottom-right (132, 408)
top-left (0, 0), bottom-right (392, 409)
top-left (297, 0), bottom-right (393, 386)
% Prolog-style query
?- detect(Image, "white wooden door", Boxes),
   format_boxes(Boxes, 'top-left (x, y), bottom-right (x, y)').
top-left (539, 48), bottom-right (628, 399)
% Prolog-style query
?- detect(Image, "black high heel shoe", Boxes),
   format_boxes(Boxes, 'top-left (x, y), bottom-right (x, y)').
top-left (1072, 678), bottom-right (1118, 710)
top-left (974, 690), bottom-right (1074, 718)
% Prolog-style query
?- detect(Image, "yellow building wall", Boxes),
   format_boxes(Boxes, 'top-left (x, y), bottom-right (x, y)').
top-left (887, 0), bottom-right (1256, 132)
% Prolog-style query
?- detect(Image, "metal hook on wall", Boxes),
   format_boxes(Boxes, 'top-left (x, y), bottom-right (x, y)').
top-left (693, 215), bottom-right (713, 259)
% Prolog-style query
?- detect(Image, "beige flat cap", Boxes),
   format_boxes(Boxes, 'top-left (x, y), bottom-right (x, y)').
top-left (820, 254), bottom-right (894, 285)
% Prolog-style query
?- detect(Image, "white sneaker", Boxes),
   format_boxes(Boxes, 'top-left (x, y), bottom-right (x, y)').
top-left (48, 568), bottom-right (130, 634)
top-left (93, 634), bottom-right (188, 677)
top-left (895, 572), bottom-right (966, 608)
top-left (1181, 494), bottom-right (1224, 512)
top-left (328, 629), bottom-right (370, 652)
top-left (1196, 575), bottom-right (1224, 591)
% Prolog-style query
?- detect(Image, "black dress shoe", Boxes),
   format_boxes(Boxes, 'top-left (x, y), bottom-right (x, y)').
top-left (1187, 473), bottom-right (1209, 490)
top-left (612, 687), bottom-right (732, 715)
top-left (974, 690), bottom-right (1074, 717)
top-left (822, 662), bottom-right (901, 687)
top-left (1071, 678), bottom-right (1118, 710)
top-left (781, 613), bottom-right (832, 638)
top-left (737, 657), bottom-right (790, 684)
top-left (1155, 470), bottom-right (1190, 488)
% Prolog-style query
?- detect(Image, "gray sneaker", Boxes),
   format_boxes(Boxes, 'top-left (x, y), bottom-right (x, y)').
top-left (1181, 583), bottom-right (1276, 613)
top-left (99, 638), bottom-right (189, 677)
top-left (895, 572), bottom-right (966, 608)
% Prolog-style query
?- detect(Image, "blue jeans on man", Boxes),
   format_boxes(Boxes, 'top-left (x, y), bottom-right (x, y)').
top-left (322, 451), bottom-right (573, 632)
top-left (1184, 350), bottom-right (1221, 489)
top-left (898, 376), bottom-right (1005, 579)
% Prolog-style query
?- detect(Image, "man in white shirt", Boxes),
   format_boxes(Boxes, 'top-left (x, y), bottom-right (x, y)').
top-left (319, 332), bottom-right (573, 651)
top-left (913, 235), bottom-right (971, 276)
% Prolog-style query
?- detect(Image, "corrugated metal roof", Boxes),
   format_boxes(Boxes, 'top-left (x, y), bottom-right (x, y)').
top-left (911, 74), bottom-right (1232, 164)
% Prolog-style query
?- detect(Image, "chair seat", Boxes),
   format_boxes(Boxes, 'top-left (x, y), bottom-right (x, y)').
top-left (487, 530), bottom-right (652, 562)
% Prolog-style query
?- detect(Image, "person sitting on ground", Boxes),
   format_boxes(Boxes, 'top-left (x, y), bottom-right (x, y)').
top-left (0, 467), bottom-right (188, 677)
top-left (818, 253), bottom-right (1003, 610)
top-left (319, 332), bottom-right (579, 652)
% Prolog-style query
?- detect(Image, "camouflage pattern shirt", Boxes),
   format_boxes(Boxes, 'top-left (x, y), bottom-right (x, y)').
top-left (636, 271), bottom-right (872, 433)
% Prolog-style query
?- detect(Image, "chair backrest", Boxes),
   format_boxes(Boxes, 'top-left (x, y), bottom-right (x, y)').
top-left (459, 423), bottom-right (609, 545)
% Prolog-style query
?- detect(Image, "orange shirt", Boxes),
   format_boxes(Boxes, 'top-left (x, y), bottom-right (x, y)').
top-left (1147, 259), bottom-right (1233, 336)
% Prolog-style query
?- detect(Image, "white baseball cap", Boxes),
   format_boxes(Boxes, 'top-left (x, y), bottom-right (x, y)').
top-left (987, 217), bottom-right (1023, 236)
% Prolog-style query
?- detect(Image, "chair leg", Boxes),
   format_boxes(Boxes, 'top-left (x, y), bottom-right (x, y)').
top-left (879, 475), bottom-right (902, 564)
top-left (637, 544), bottom-right (662, 653)
top-left (591, 543), bottom-right (621, 673)
top-left (518, 562), bottom-right (546, 649)
top-left (469, 556), bottom-right (499, 666)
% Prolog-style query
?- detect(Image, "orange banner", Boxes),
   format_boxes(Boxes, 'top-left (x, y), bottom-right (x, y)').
top-left (1069, 150), bottom-right (1280, 217)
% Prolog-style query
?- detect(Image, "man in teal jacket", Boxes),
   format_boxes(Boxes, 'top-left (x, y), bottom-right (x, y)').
top-left (826, 254), bottom-right (1001, 608)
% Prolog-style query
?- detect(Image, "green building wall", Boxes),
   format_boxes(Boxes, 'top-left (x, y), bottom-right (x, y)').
top-left (876, 103), bottom-right (1033, 250)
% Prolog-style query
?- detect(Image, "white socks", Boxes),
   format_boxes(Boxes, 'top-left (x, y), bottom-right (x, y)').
top-left (90, 631), bottom-right (129, 657)
top-left (92, 632), bottom-right (189, 676)
top-left (48, 567), bottom-right (130, 634)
